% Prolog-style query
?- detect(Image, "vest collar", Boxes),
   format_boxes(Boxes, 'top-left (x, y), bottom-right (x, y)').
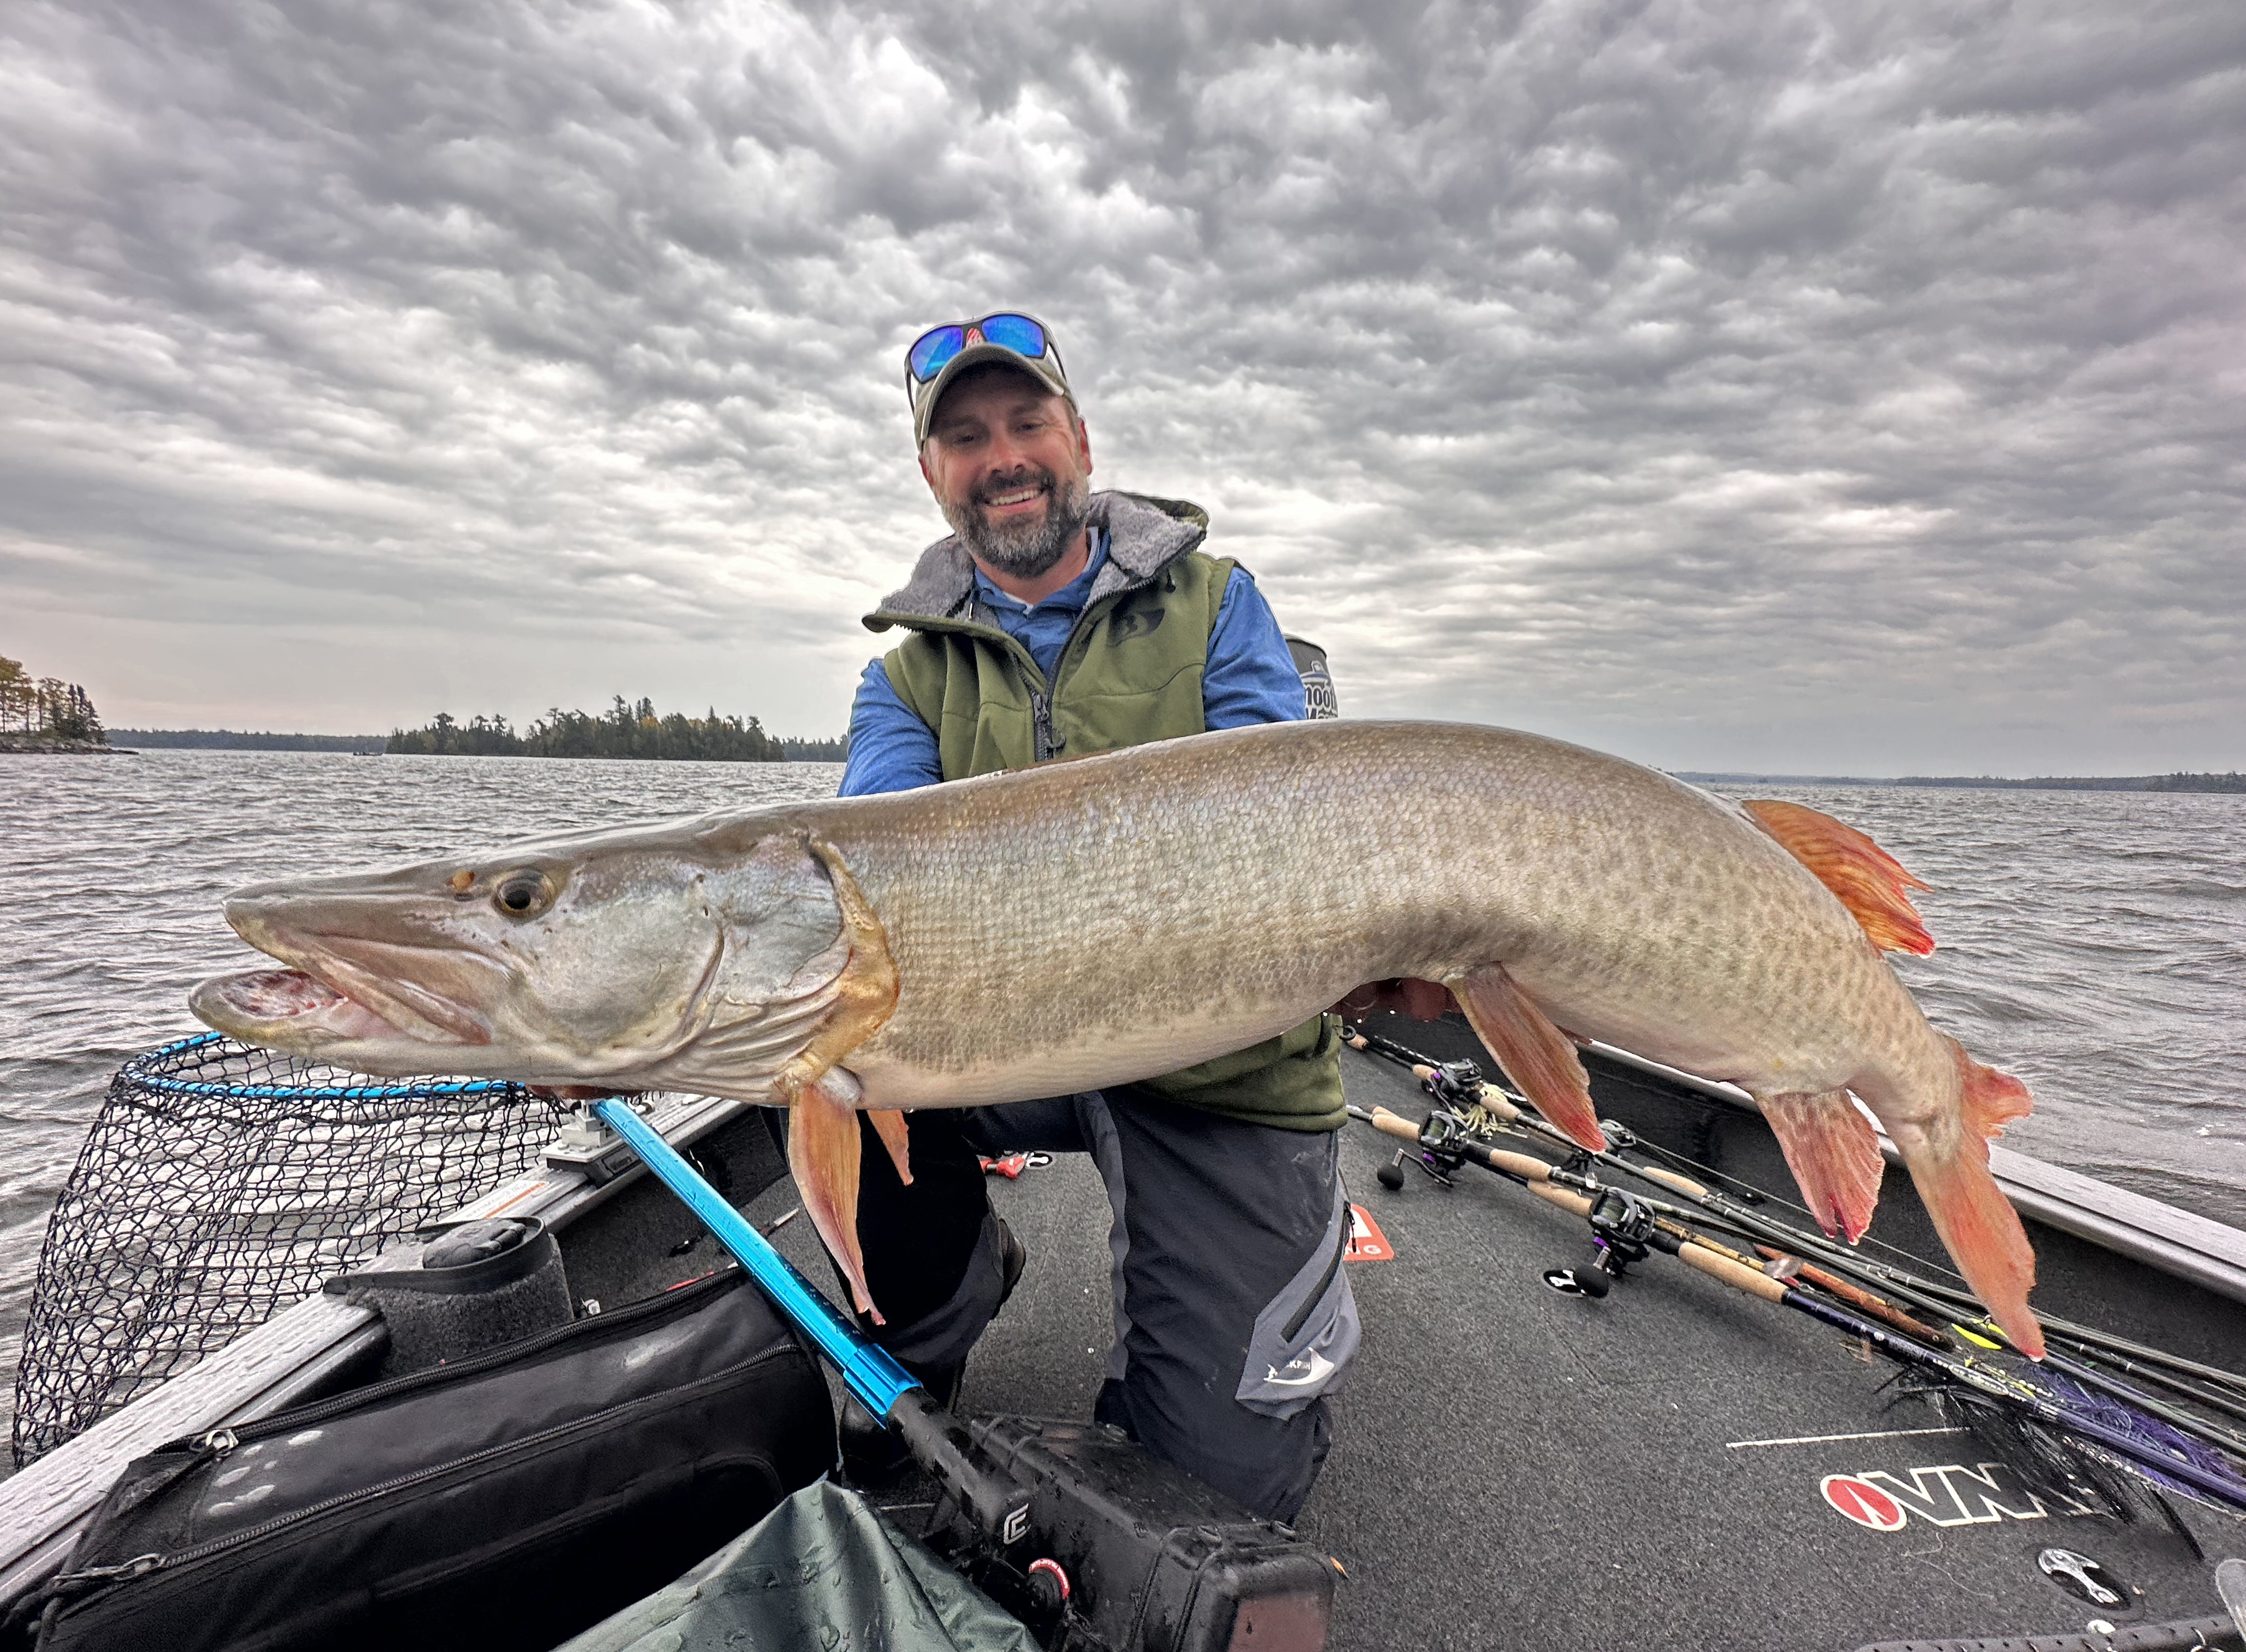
top-left (864, 490), bottom-right (1209, 632)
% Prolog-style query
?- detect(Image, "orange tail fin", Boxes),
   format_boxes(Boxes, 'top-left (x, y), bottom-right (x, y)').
top-left (1447, 964), bottom-right (1606, 1152)
top-left (1742, 798), bottom-right (1935, 955)
top-left (1759, 1090), bottom-right (1885, 1241)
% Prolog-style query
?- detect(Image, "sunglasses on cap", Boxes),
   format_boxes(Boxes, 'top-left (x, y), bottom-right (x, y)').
top-left (904, 312), bottom-right (1064, 387)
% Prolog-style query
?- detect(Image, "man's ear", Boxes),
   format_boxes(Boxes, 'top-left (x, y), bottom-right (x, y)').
top-left (918, 446), bottom-right (936, 492)
top-left (1075, 415), bottom-right (1092, 476)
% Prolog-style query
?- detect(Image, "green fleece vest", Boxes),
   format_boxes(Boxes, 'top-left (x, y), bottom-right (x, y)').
top-left (866, 499), bottom-right (1344, 1131)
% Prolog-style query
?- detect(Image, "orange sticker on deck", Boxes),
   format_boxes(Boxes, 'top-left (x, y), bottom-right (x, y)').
top-left (1344, 1204), bottom-right (1395, 1261)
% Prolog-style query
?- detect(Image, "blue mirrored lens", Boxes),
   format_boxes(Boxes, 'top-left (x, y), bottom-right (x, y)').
top-left (978, 314), bottom-right (1047, 359)
top-left (908, 326), bottom-right (965, 383)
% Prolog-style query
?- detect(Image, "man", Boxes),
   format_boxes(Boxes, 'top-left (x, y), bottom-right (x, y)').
top-left (832, 312), bottom-right (1357, 1522)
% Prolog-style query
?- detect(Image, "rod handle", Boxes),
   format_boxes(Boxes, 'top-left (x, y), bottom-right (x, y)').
top-left (1479, 1146), bottom-right (1555, 1182)
top-left (890, 1393), bottom-right (1033, 1546)
top-left (1531, 1183), bottom-right (1594, 1218)
top-left (1679, 1242), bottom-right (1789, 1303)
top-left (1635, 1164), bottom-right (1709, 1199)
top-left (1369, 1106), bottom-right (1422, 1143)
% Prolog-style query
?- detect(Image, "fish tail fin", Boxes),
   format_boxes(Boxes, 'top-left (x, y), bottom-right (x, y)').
top-left (1742, 798), bottom-right (1935, 956)
top-left (1899, 1130), bottom-right (2044, 1358)
top-left (785, 1069), bottom-right (881, 1323)
top-left (1448, 964), bottom-right (1606, 1151)
top-left (1758, 1089), bottom-right (1885, 1241)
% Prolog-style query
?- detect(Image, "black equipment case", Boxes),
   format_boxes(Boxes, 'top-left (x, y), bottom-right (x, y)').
top-left (22, 1268), bottom-right (835, 1652)
top-left (961, 1418), bottom-right (1337, 1652)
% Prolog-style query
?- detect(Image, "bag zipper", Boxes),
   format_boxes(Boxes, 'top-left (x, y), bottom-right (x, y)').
top-left (139, 1268), bottom-right (743, 1461)
top-left (46, 1344), bottom-right (795, 1606)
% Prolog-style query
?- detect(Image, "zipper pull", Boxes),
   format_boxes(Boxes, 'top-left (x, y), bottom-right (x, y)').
top-left (1031, 692), bottom-right (1056, 763)
top-left (46, 1552), bottom-right (164, 1597)
top-left (190, 1426), bottom-right (238, 1460)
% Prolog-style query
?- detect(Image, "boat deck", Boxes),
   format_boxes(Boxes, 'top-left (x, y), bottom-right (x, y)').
top-left (733, 1028), bottom-right (2246, 1651)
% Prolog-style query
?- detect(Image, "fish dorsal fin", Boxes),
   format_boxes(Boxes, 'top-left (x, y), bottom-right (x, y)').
top-left (1742, 799), bottom-right (1935, 956)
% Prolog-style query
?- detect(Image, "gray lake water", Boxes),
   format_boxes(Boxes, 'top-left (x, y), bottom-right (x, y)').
top-left (2, 750), bottom-right (2241, 1416)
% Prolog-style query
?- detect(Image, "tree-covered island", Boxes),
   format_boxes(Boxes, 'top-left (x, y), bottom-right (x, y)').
top-left (0, 654), bottom-right (111, 753)
top-left (389, 697), bottom-right (843, 763)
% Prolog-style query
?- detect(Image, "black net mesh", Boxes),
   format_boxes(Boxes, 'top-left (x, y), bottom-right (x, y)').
top-left (12, 1034), bottom-right (569, 1467)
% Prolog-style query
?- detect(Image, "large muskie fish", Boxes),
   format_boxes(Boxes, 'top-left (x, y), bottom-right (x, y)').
top-left (191, 721), bottom-right (2042, 1352)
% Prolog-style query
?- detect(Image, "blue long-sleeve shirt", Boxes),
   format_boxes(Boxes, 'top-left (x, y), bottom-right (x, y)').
top-left (840, 529), bottom-right (1305, 797)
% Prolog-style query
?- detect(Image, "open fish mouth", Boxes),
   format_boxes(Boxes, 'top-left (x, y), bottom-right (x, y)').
top-left (189, 964), bottom-right (484, 1049)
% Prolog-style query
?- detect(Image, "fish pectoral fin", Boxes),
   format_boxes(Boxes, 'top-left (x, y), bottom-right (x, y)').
top-left (1741, 798), bottom-right (1935, 956)
top-left (1893, 1127), bottom-right (2043, 1358)
top-left (1758, 1090), bottom-right (1885, 1242)
top-left (1446, 964), bottom-right (1605, 1152)
top-left (785, 1067), bottom-right (880, 1323)
top-left (868, 1108), bottom-right (913, 1186)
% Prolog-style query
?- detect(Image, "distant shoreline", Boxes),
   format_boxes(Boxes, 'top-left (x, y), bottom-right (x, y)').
top-left (1677, 771), bottom-right (2246, 794)
top-left (106, 728), bottom-right (846, 760)
top-left (111, 729), bottom-right (386, 752)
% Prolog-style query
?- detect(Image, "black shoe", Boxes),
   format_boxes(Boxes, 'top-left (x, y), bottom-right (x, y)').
top-left (995, 1215), bottom-right (1028, 1312)
top-left (840, 1357), bottom-right (963, 1483)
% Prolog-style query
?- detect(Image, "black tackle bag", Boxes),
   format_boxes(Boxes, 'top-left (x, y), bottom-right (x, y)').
top-left (25, 1267), bottom-right (836, 1652)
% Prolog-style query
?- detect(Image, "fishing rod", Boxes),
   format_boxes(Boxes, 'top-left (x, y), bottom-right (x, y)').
top-left (589, 1098), bottom-right (1034, 1547)
top-left (1354, 1096), bottom-right (2246, 1519)
top-left (1343, 1023), bottom-right (2246, 1426)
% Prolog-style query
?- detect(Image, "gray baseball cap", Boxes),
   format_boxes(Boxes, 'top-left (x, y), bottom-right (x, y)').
top-left (905, 312), bottom-right (1072, 444)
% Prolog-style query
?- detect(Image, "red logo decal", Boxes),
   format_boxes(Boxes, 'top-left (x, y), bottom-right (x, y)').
top-left (1344, 1204), bottom-right (1395, 1262)
top-left (1822, 1475), bottom-right (1908, 1532)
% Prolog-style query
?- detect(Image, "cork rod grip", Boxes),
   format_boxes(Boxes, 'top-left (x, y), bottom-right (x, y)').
top-left (1679, 1243), bottom-right (1789, 1304)
top-left (1369, 1107), bottom-right (1423, 1143)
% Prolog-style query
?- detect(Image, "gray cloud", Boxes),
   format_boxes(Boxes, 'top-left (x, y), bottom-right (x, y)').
top-left (2, 0), bottom-right (2240, 769)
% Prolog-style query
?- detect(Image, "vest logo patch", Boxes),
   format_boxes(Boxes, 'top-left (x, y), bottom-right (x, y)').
top-left (1106, 607), bottom-right (1166, 643)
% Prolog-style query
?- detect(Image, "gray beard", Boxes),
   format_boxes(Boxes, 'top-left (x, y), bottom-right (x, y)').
top-left (944, 472), bottom-right (1092, 579)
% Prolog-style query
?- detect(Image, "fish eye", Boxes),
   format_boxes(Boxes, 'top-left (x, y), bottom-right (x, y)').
top-left (493, 870), bottom-right (554, 919)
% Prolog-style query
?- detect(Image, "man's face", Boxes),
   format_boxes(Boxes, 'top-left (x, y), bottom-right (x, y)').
top-left (919, 367), bottom-right (1094, 579)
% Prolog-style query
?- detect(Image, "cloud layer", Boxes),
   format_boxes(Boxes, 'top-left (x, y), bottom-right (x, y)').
top-left (3, 0), bottom-right (2241, 770)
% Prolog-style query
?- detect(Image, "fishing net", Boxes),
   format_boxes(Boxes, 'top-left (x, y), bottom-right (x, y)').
top-left (11, 1033), bottom-right (569, 1467)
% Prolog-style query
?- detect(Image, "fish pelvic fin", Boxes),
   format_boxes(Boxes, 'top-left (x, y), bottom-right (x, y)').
top-left (1758, 1090), bottom-right (1884, 1242)
top-left (1741, 798), bottom-right (1935, 956)
top-left (868, 1108), bottom-right (913, 1186)
top-left (785, 1069), bottom-right (878, 1321)
top-left (1946, 1034), bottom-right (2034, 1139)
top-left (1447, 964), bottom-right (1606, 1152)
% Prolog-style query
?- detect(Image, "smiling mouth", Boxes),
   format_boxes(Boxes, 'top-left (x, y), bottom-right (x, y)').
top-left (979, 482), bottom-right (1049, 511)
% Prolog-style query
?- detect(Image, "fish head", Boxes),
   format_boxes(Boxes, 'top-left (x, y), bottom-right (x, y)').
top-left (189, 815), bottom-right (849, 1092)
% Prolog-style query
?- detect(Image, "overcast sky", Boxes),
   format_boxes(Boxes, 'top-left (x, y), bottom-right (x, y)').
top-left (3, 0), bottom-right (2241, 773)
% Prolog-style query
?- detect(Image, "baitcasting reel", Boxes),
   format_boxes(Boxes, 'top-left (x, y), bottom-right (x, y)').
top-left (1545, 1185), bottom-right (1659, 1299)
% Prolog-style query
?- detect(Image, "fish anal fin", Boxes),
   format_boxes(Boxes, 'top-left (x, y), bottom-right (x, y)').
top-left (1446, 964), bottom-right (1605, 1151)
top-left (1898, 1134), bottom-right (2043, 1358)
top-left (1742, 798), bottom-right (1936, 956)
top-left (784, 1068), bottom-right (878, 1321)
top-left (1758, 1090), bottom-right (1885, 1242)
top-left (868, 1108), bottom-right (913, 1186)
top-left (1946, 1035), bottom-right (2033, 1140)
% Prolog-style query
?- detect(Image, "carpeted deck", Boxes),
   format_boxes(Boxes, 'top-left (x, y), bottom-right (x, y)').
top-left (744, 1038), bottom-right (2246, 1651)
